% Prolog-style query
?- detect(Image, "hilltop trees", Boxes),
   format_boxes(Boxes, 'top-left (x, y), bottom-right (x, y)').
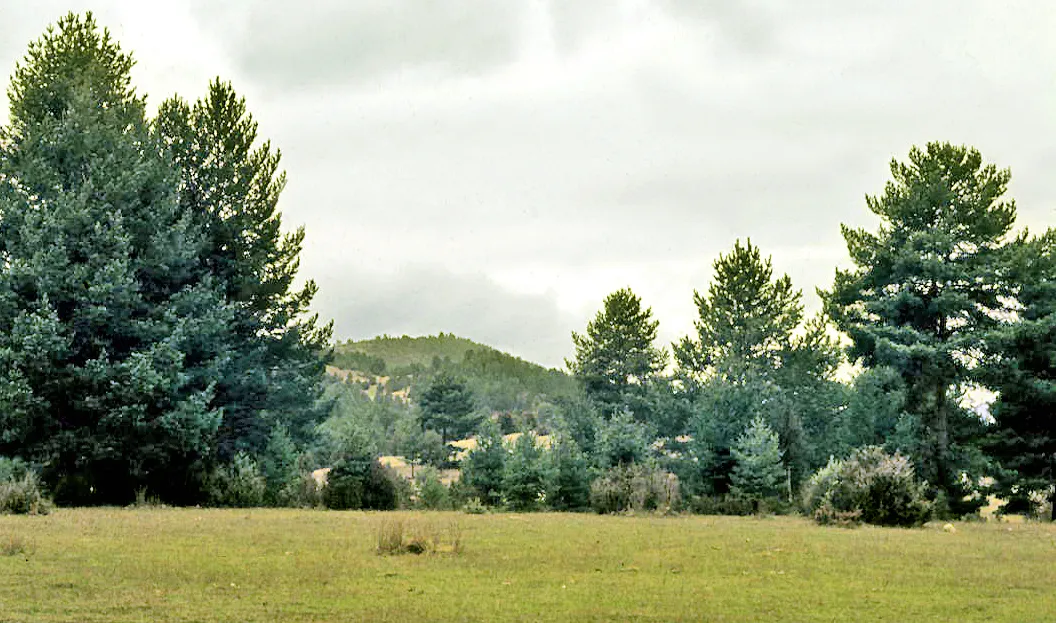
top-left (824, 142), bottom-right (1017, 509)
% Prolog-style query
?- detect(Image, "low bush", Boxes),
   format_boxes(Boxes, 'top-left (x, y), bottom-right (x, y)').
top-left (590, 463), bottom-right (679, 514)
top-left (206, 452), bottom-right (266, 508)
top-left (803, 446), bottom-right (932, 527)
top-left (0, 471), bottom-right (52, 516)
top-left (1, 534), bottom-right (33, 558)
top-left (323, 458), bottom-right (400, 510)
top-left (374, 517), bottom-right (463, 555)
top-left (415, 467), bottom-right (451, 510)
top-left (686, 493), bottom-right (792, 516)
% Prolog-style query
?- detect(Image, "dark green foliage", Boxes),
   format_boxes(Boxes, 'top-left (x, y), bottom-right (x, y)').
top-left (502, 432), bottom-right (546, 511)
top-left (418, 372), bottom-right (478, 444)
top-left (545, 436), bottom-right (592, 511)
top-left (589, 463), bottom-right (680, 514)
top-left (460, 420), bottom-right (506, 506)
top-left (730, 417), bottom-right (785, 499)
top-left (323, 458), bottom-right (399, 511)
top-left (824, 142), bottom-right (1017, 500)
top-left (0, 13), bottom-right (231, 504)
top-left (155, 79), bottom-right (332, 459)
top-left (982, 229), bottom-right (1056, 520)
top-left (332, 350), bottom-right (387, 376)
top-left (803, 447), bottom-right (932, 527)
top-left (569, 288), bottom-right (667, 419)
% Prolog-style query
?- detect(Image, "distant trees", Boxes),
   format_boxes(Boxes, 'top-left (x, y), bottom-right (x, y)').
top-left (418, 372), bottom-right (478, 444)
top-left (824, 142), bottom-right (1017, 509)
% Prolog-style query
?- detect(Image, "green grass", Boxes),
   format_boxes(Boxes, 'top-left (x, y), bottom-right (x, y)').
top-left (1, 509), bottom-right (1054, 622)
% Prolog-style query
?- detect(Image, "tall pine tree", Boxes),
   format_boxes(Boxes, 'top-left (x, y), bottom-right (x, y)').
top-left (0, 13), bottom-right (231, 503)
top-left (154, 80), bottom-right (332, 458)
top-left (824, 142), bottom-right (1016, 509)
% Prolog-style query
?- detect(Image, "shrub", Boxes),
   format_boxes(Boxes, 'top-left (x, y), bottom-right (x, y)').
top-left (803, 446), bottom-right (932, 527)
top-left (415, 467), bottom-right (451, 510)
top-left (374, 517), bottom-right (463, 555)
top-left (462, 497), bottom-right (487, 514)
top-left (0, 472), bottom-right (52, 516)
top-left (590, 463), bottom-right (679, 514)
top-left (323, 458), bottom-right (399, 510)
top-left (206, 452), bottom-right (266, 508)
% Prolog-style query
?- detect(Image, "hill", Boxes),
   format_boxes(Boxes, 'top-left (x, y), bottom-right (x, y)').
top-left (328, 333), bottom-right (580, 430)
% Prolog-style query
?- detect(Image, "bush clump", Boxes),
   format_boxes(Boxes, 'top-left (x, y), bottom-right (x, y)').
top-left (323, 458), bottom-right (400, 510)
top-left (803, 446), bottom-right (931, 527)
top-left (0, 471), bottom-right (52, 516)
top-left (206, 452), bottom-right (267, 507)
top-left (590, 463), bottom-right (679, 514)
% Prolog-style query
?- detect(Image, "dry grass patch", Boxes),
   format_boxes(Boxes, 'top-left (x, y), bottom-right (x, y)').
top-left (374, 516), bottom-right (463, 555)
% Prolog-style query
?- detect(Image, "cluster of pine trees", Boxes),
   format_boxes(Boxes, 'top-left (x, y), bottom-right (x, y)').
top-left (0, 14), bottom-right (330, 505)
top-left (565, 143), bottom-right (1055, 519)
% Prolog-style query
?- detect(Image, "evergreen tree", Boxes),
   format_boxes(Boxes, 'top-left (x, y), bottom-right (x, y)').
top-left (569, 288), bottom-right (667, 418)
top-left (982, 229), bottom-right (1056, 520)
top-left (503, 431), bottom-right (545, 511)
top-left (824, 142), bottom-right (1016, 505)
top-left (545, 435), bottom-right (592, 511)
top-left (154, 80), bottom-right (332, 458)
top-left (0, 13), bottom-right (231, 504)
top-left (675, 239), bottom-right (802, 384)
top-left (460, 419), bottom-right (506, 506)
top-left (418, 371), bottom-right (478, 443)
top-left (730, 417), bottom-right (785, 499)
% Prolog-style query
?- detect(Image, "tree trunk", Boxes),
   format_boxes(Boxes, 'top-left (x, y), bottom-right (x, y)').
top-left (934, 382), bottom-right (949, 491)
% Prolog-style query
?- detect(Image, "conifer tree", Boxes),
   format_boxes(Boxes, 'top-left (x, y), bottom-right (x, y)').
top-left (154, 80), bottom-right (332, 458)
top-left (569, 288), bottom-right (666, 419)
top-left (824, 142), bottom-right (1016, 505)
top-left (0, 13), bottom-right (231, 503)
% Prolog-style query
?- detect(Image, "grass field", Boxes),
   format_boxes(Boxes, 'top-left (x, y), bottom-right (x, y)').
top-left (1, 509), bottom-right (1054, 622)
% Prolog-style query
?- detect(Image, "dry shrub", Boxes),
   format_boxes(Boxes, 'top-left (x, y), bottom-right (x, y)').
top-left (0, 472), bottom-right (52, 516)
top-left (1, 534), bottom-right (33, 558)
top-left (374, 517), bottom-right (463, 555)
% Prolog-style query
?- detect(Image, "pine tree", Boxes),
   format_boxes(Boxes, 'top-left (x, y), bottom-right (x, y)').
top-left (824, 142), bottom-right (1016, 504)
top-left (982, 229), bottom-right (1056, 520)
top-left (0, 13), bottom-right (231, 503)
top-left (461, 419), bottom-right (506, 506)
top-left (569, 288), bottom-right (666, 418)
top-left (154, 80), bottom-right (332, 458)
top-left (675, 239), bottom-right (802, 383)
top-left (503, 431), bottom-right (545, 511)
top-left (417, 371), bottom-right (478, 444)
top-left (730, 417), bottom-right (785, 499)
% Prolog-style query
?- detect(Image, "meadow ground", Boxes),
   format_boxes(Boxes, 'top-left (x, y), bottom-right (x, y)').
top-left (1, 508), bottom-right (1054, 622)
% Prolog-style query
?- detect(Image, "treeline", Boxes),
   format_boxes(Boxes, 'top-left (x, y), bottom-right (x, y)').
top-left (0, 14), bottom-right (331, 506)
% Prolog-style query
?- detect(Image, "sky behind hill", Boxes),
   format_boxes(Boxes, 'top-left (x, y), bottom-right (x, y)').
top-left (2, 1), bottom-right (1055, 368)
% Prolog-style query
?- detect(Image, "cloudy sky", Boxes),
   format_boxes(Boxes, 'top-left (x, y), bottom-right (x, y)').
top-left (2, 2), bottom-right (1055, 368)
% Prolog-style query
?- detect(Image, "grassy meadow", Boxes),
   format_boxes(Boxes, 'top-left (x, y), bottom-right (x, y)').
top-left (1, 509), bottom-right (1054, 622)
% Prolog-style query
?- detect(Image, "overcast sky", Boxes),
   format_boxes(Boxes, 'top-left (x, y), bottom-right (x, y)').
top-left (3, 2), bottom-right (1055, 368)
